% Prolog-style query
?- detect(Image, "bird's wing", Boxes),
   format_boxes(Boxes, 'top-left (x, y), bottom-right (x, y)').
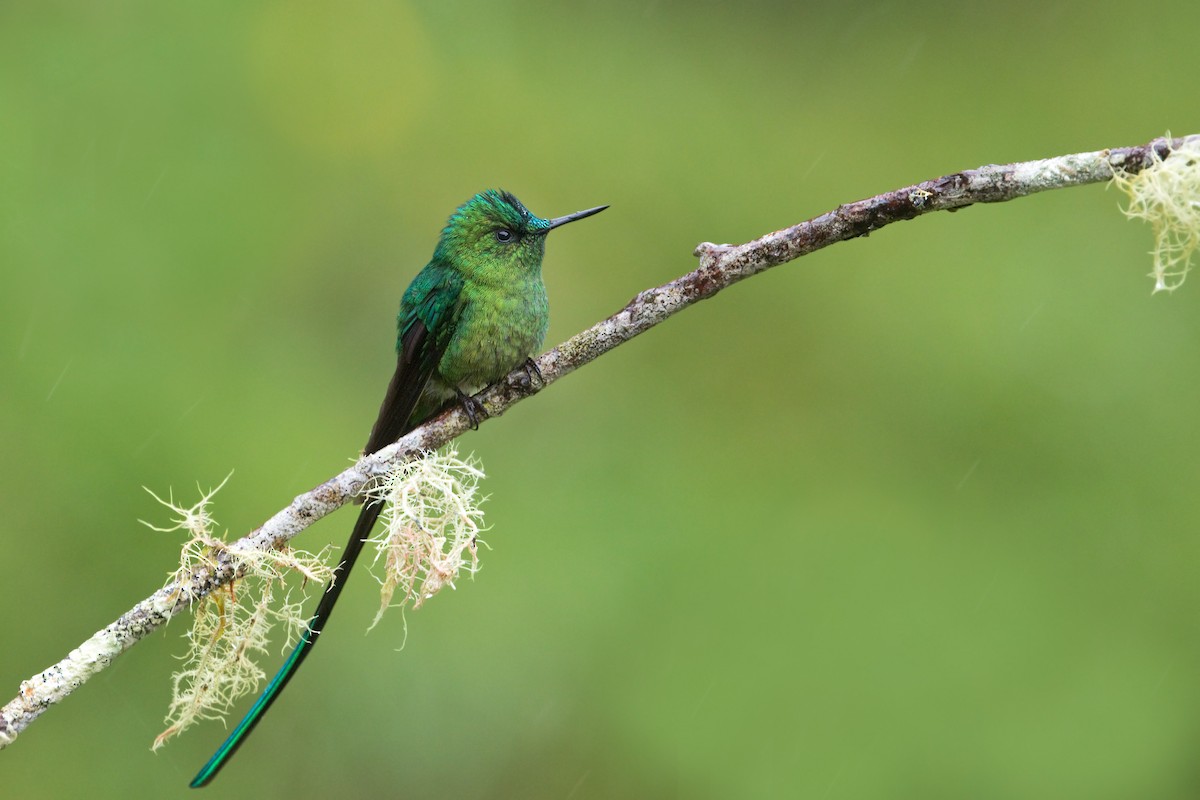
top-left (363, 267), bottom-right (464, 454)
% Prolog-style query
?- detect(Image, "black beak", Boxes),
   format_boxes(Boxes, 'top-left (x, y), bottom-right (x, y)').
top-left (544, 204), bottom-right (608, 231)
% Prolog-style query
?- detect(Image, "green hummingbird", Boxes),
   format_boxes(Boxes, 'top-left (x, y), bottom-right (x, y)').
top-left (189, 190), bottom-right (607, 788)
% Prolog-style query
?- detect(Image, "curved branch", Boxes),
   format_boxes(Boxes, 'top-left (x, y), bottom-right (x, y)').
top-left (2, 133), bottom-right (1193, 748)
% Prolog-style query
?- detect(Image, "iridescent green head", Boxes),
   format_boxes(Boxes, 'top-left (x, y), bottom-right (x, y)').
top-left (432, 189), bottom-right (607, 280)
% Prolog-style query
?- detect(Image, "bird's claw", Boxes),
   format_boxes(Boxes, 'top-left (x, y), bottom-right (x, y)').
top-left (455, 388), bottom-right (486, 430)
top-left (520, 357), bottom-right (544, 389)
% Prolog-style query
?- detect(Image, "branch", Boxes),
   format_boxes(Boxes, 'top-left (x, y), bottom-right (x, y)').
top-left (2, 133), bottom-right (1194, 749)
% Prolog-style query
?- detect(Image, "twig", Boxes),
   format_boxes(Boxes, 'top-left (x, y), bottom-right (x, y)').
top-left (2, 133), bottom-right (1193, 748)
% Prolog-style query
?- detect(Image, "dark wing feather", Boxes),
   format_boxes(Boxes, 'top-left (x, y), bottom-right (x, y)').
top-left (363, 267), bottom-right (464, 454)
top-left (362, 320), bottom-right (436, 454)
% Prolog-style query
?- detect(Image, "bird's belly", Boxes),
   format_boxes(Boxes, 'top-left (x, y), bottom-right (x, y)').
top-left (438, 293), bottom-right (547, 391)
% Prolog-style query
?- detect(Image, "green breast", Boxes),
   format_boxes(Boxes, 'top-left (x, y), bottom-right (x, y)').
top-left (438, 277), bottom-right (549, 390)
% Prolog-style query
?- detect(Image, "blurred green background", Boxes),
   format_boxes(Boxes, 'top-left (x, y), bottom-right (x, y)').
top-left (3, 1), bottom-right (1200, 798)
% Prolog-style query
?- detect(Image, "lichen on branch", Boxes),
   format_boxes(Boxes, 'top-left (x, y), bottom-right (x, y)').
top-left (142, 478), bottom-right (334, 749)
top-left (366, 448), bottom-right (488, 632)
top-left (1111, 135), bottom-right (1200, 292)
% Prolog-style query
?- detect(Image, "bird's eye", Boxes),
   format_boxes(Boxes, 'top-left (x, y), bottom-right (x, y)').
top-left (494, 228), bottom-right (515, 243)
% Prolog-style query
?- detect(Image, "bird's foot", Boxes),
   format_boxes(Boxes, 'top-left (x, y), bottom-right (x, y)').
top-left (455, 388), bottom-right (486, 430)
top-left (520, 357), bottom-right (544, 390)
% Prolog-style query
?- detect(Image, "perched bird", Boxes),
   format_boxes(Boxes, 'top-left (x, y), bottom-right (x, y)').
top-left (190, 190), bottom-right (607, 787)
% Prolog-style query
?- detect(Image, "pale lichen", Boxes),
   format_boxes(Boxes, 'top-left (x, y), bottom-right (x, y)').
top-left (366, 448), bottom-right (488, 635)
top-left (1111, 136), bottom-right (1200, 293)
top-left (143, 476), bottom-right (333, 749)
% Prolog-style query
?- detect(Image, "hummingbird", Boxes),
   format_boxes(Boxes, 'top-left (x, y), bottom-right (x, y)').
top-left (189, 189), bottom-right (607, 787)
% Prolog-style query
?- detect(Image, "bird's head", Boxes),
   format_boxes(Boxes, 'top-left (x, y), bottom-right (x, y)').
top-left (432, 189), bottom-right (606, 281)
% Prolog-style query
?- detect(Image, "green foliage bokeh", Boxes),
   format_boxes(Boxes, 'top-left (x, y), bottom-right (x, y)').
top-left (2, 2), bottom-right (1199, 798)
